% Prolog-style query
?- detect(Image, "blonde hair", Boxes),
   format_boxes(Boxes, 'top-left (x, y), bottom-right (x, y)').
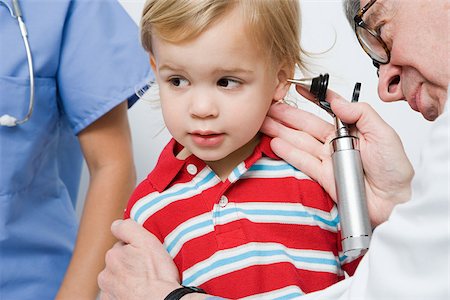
top-left (140, 0), bottom-right (305, 76)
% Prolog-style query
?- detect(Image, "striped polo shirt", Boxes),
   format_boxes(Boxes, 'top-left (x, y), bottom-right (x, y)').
top-left (125, 135), bottom-right (361, 299)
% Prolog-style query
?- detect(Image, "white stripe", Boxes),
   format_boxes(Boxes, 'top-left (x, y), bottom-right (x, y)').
top-left (241, 285), bottom-right (304, 300)
top-left (182, 242), bottom-right (341, 286)
top-left (339, 249), bottom-right (363, 265)
top-left (164, 202), bottom-right (338, 258)
top-left (212, 203), bottom-right (239, 226)
top-left (214, 202), bottom-right (338, 232)
top-left (164, 212), bottom-right (213, 257)
top-left (228, 161), bottom-right (248, 183)
top-left (130, 168), bottom-right (220, 224)
top-left (241, 158), bottom-right (311, 180)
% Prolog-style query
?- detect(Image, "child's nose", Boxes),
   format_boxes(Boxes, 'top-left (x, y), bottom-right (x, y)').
top-left (189, 90), bottom-right (219, 119)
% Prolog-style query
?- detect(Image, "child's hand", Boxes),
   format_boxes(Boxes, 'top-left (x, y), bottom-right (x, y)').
top-left (98, 219), bottom-right (181, 299)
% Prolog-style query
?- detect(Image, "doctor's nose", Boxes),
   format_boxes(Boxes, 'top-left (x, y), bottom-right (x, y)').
top-left (377, 63), bottom-right (405, 103)
top-left (189, 92), bottom-right (219, 119)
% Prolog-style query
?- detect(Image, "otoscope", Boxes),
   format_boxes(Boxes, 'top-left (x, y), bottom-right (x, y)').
top-left (288, 74), bottom-right (372, 256)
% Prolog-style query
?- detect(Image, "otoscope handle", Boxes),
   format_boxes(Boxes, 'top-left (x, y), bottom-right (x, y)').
top-left (331, 133), bottom-right (372, 257)
top-left (287, 74), bottom-right (371, 255)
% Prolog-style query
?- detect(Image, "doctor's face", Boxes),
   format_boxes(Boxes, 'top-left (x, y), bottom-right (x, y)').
top-left (150, 8), bottom-right (286, 164)
top-left (360, 0), bottom-right (449, 121)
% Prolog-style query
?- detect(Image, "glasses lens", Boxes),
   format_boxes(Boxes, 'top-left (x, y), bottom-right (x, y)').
top-left (356, 26), bottom-right (389, 63)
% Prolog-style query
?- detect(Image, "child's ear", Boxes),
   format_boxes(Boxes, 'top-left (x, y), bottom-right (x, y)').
top-left (150, 55), bottom-right (157, 73)
top-left (273, 64), bottom-right (291, 101)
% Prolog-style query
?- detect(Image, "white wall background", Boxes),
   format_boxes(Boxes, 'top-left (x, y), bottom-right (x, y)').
top-left (76, 0), bottom-right (432, 217)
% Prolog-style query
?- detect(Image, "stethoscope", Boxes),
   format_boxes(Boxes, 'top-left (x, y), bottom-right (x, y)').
top-left (0, 0), bottom-right (35, 127)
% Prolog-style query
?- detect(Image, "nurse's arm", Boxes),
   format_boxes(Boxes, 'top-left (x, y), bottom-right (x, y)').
top-left (55, 101), bottom-right (136, 300)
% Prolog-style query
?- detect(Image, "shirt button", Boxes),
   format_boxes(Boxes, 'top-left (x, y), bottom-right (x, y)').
top-left (187, 164), bottom-right (197, 175)
top-left (219, 196), bottom-right (228, 208)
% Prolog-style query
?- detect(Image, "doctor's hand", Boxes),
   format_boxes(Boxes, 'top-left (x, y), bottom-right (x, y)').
top-left (261, 85), bottom-right (414, 226)
top-left (97, 219), bottom-right (181, 300)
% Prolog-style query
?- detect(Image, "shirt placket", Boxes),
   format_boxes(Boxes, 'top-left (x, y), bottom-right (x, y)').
top-left (210, 181), bottom-right (247, 249)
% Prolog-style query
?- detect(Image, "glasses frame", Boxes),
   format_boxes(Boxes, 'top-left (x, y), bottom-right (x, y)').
top-left (353, 0), bottom-right (390, 65)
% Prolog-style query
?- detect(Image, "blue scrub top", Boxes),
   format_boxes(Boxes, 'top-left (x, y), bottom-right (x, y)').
top-left (0, 0), bottom-right (151, 299)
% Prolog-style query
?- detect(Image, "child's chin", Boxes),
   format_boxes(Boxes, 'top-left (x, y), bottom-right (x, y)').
top-left (198, 153), bottom-right (229, 163)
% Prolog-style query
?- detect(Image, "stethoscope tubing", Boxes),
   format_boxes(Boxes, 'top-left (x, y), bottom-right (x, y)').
top-left (0, 0), bottom-right (35, 126)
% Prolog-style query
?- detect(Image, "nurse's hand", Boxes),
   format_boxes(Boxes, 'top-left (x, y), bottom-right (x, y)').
top-left (261, 85), bottom-right (414, 226)
top-left (97, 219), bottom-right (181, 300)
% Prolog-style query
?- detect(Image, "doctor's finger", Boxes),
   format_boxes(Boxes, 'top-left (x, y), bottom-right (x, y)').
top-left (296, 83), bottom-right (348, 105)
top-left (270, 137), bottom-right (337, 200)
top-left (271, 138), bottom-right (322, 178)
top-left (262, 116), bottom-right (327, 159)
top-left (98, 269), bottom-right (117, 299)
top-left (296, 85), bottom-right (397, 143)
top-left (326, 89), bottom-right (395, 137)
top-left (100, 291), bottom-right (118, 300)
top-left (103, 242), bottom-right (126, 273)
top-left (266, 103), bottom-right (334, 143)
top-left (98, 291), bottom-right (113, 300)
top-left (294, 84), bottom-right (317, 102)
top-left (111, 219), bottom-right (157, 248)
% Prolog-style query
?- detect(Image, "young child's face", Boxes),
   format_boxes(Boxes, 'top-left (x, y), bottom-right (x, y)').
top-left (151, 7), bottom-right (287, 163)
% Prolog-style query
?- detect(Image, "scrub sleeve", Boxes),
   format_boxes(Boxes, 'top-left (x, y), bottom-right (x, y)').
top-left (0, 1), bottom-right (151, 299)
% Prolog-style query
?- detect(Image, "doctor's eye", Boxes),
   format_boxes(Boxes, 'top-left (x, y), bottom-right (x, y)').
top-left (374, 22), bottom-right (385, 37)
top-left (168, 77), bottom-right (189, 88)
top-left (217, 78), bottom-right (241, 89)
top-left (373, 25), bottom-right (393, 51)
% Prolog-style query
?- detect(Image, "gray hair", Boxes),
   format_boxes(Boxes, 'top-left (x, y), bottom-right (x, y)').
top-left (343, 0), bottom-right (360, 32)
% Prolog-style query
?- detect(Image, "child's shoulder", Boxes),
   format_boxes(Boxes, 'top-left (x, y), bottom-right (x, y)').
top-left (253, 154), bottom-right (334, 212)
top-left (297, 180), bottom-right (335, 213)
top-left (124, 138), bottom-right (179, 219)
top-left (281, 161), bottom-right (335, 212)
top-left (124, 178), bottom-right (158, 219)
top-left (132, 178), bottom-right (158, 201)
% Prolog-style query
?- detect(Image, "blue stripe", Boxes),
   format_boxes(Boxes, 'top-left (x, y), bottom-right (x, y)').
top-left (212, 207), bottom-right (338, 228)
top-left (249, 163), bottom-right (297, 172)
top-left (273, 292), bottom-right (304, 300)
top-left (169, 208), bottom-right (337, 257)
top-left (339, 254), bottom-right (348, 262)
top-left (166, 219), bottom-right (213, 254)
top-left (183, 249), bottom-right (338, 285)
top-left (134, 171), bottom-right (216, 221)
top-left (212, 207), bottom-right (237, 218)
top-left (238, 208), bottom-right (339, 227)
top-left (233, 167), bottom-right (241, 178)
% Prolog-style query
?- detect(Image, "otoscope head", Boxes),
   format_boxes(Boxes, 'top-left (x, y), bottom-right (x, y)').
top-left (287, 73), bottom-right (333, 115)
top-left (310, 73), bottom-right (329, 102)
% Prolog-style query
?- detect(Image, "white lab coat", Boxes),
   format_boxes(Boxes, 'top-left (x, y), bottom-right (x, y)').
top-left (301, 92), bottom-right (450, 300)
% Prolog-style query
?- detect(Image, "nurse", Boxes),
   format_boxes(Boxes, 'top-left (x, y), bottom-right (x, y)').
top-left (0, 0), bottom-right (151, 299)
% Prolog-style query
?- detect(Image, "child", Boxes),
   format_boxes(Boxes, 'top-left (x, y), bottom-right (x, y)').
top-left (125, 0), bottom-right (361, 298)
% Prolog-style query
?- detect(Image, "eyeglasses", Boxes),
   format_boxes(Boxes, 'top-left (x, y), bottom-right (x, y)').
top-left (353, 0), bottom-right (390, 66)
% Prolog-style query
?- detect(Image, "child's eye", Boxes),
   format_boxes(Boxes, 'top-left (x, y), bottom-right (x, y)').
top-left (217, 78), bottom-right (241, 89)
top-left (168, 77), bottom-right (189, 87)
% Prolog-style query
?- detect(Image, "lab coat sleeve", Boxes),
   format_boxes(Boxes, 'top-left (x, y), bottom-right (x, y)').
top-left (299, 99), bottom-right (450, 300)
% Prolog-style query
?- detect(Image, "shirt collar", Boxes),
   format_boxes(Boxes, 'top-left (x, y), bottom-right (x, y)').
top-left (147, 134), bottom-right (278, 192)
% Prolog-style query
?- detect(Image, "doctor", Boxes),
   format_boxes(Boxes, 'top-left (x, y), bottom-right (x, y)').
top-left (98, 0), bottom-right (449, 299)
top-left (0, 0), bottom-right (150, 299)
